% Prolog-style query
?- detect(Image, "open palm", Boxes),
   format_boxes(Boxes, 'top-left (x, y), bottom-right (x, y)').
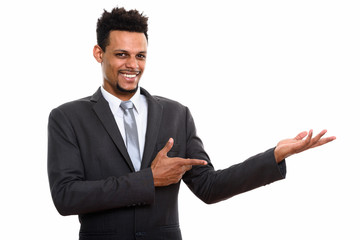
top-left (274, 130), bottom-right (336, 163)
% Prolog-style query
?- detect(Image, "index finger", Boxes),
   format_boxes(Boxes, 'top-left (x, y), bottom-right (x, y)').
top-left (180, 158), bottom-right (208, 166)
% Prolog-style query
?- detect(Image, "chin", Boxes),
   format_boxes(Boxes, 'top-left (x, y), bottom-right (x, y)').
top-left (116, 83), bottom-right (138, 94)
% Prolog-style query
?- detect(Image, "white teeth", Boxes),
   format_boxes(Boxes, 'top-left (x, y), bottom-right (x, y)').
top-left (123, 74), bottom-right (137, 78)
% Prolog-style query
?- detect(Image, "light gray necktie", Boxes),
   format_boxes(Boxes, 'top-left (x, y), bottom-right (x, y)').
top-left (120, 101), bottom-right (141, 171)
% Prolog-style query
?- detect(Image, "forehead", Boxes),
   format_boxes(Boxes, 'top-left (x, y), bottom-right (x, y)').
top-left (107, 30), bottom-right (147, 51)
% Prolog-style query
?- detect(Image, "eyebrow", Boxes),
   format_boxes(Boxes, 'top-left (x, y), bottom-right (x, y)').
top-left (114, 49), bottom-right (147, 54)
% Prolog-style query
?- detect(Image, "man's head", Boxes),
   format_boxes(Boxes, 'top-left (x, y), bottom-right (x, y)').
top-left (96, 7), bottom-right (148, 52)
top-left (93, 7), bottom-right (148, 100)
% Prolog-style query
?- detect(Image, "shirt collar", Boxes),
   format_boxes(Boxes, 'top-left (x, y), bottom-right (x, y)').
top-left (100, 86), bottom-right (142, 114)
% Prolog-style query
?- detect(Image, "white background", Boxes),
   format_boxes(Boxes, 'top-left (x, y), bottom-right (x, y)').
top-left (1, 0), bottom-right (359, 239)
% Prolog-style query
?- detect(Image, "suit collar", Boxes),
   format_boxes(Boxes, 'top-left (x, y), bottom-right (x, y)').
top-left (91, 87), bottom-right (135, 172)
top-left (90, 87), bottom-right (163, 171)
top-left (140, 88), bottom-right (163, 169)
top-left (90, 87), bottom-right (102, 102)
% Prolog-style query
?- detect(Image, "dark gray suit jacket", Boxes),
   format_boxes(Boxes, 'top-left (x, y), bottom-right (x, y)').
top-left (48, 87), bottom-right (286, 240)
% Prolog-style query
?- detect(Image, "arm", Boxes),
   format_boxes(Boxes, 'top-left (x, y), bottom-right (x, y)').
top-left (184, 147), bottom-right (286, 204)
top-left (47, 108), bottom-right (155, 216)
top-left (181, 107), bottom-right (285, 203)
top-left (182, 108), bottom-right (335, 204)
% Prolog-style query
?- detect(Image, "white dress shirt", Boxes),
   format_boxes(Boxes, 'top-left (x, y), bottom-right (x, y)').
top-left (100, 86), bottom-right (148, 160)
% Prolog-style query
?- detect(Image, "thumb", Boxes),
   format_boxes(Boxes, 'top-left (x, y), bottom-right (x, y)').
top-left (161, 138), bottom-right (174, 155)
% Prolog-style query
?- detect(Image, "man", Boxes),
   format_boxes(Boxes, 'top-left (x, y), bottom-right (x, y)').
top-left (47, 7), bottom-right (335, 240)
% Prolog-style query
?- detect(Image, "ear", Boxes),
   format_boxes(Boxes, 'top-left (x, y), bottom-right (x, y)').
top-left (93, 45), bottom-right (103, 63)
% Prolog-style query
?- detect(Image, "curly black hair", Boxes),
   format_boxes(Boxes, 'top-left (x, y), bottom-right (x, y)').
top-left (96, 7), bottom-right (148, 51)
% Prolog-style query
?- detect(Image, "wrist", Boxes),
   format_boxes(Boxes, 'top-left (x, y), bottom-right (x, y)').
top-left (274, 147), bottom-right (284, 163)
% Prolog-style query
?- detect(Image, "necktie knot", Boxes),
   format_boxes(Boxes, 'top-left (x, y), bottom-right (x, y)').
top-left (120, 101), bottom-right (134, 111)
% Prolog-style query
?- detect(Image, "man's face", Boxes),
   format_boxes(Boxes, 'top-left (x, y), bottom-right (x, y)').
top-left (94, 30), bottom-right (147, 100)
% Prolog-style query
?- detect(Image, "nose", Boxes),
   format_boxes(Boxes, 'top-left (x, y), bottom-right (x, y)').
top-left (125, 56), bottom-right (139, 69)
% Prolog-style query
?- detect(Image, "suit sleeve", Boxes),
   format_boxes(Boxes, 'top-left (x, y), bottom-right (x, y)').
top-left (182, 107), bottom-right (286, 204)
top-left (47, 108), bottom-right (155, 216)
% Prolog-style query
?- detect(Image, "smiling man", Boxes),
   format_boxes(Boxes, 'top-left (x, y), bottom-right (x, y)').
top-left (95, 30), bottom-right (147, 99)
top-left (48, 7), bottom-right (335, 240)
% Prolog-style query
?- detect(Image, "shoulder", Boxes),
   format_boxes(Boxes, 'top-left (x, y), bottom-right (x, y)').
top-left (141, 87), bottom-right (188, 111)
top-left (153, 95), bottom-right (191, 118)
top-left (49, 94), bottom-right (96, 126)
top-left (52, 95), bottom-right (92, 114)
top-left (50, 88), bottom-right (102, 115)
top-left (154, 95), bottom-right (184, 108)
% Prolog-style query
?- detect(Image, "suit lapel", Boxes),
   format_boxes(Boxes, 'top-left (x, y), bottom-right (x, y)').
top-left (140, 88), bottom-right (163, 169)
top-left (90, 88), bottom-right (135, 172)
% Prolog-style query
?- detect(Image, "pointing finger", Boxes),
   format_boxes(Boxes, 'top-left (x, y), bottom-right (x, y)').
top-left (181, 158), bottom-right (208, 166)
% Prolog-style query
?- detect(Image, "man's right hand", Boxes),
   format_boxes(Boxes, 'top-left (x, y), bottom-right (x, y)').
top-left (151, 138), bottom-right (207, 187)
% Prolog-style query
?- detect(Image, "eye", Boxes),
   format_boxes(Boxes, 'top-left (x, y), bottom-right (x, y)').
top-left (115, 53), bottom-right (127, 58)
top-left (136, 54), bottom-right (146, 59)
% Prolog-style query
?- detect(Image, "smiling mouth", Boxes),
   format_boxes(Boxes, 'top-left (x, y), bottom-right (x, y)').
top-left (119, 70), bottom-right (141, 79)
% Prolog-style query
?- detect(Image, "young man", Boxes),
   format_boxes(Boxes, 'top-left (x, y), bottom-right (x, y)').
top-left (48, 7), bottom-right (335, 240)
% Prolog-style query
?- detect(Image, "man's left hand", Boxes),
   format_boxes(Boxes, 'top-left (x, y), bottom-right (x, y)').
top-left (274, 129), bottom-right (336, 163)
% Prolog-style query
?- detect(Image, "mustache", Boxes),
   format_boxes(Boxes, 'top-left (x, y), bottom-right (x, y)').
top-left (118, 69), bottom-right (141, 74)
